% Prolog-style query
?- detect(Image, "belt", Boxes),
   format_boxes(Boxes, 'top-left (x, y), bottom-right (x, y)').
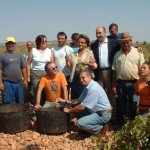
top-left (99, 68), bottom-right (110, 71)
top-left (118, 79), bottom-right (137, 83)
top-left (97, 109), bottom-right (112, 114)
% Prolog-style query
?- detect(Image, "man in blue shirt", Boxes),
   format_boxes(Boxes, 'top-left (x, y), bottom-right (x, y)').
top-left (57, 70), bottom-right (112, 135)
top-left (107, 23), bottom-right (122, 40)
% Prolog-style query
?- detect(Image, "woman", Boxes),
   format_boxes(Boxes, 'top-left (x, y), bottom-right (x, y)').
top-left (27, 35), bottom-right (54, 105)
top-left (135, 61), bottom-right (150, 118)
top-left (66, 34), bottom-right (97, 99)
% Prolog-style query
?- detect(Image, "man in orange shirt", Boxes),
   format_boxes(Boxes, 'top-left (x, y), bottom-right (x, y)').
top-left (35, 62), bottom-right (68, 109)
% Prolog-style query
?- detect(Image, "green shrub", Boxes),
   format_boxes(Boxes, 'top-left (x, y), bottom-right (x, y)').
top-left (94, 112), bottom-right (150, 150)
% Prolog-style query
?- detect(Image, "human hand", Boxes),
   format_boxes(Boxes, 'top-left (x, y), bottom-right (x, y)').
top-left (112, 86), bottom-right (117, 94)
top-left (0, 83), bottom-right (4, 91)
top-left (64, 107), bottom-right (70, 113)
top-left (23, 80), bottom-right (28, 88)
top-left (56, 98), bottom-right (66, 103)
top-left (34, 104), bottom-right (42, 110)
top-left (27, 76), bottom-right (30, 83)
top-left (137, 47), bottom-right (143, 53)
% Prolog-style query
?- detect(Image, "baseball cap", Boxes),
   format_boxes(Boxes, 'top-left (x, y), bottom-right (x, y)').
top-left (5, 37), bottom-right (16, 43)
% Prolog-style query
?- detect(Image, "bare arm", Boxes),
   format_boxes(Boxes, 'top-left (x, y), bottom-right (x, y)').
top-left (34, 87), bottom-right (43, 109)
top-left (26, 49), bottom-right (33, 82)
top-left (50, 51), bottom-right (54, 63)
top-left (56, 98), bottom-right (80, 105)
top-left (0, 69), bottom-right (4, 91)
top-left (22, 68), bottom-right (28, 88)
top-left (62, 85), bottom-right (68, 100)
top-left (64, 104), bottom-right (85, 113)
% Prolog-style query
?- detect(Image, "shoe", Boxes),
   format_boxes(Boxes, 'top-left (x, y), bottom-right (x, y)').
top-left (100, 123), bottom-right (109, 136)
top-left (70, 117), bottom-right (77, 125)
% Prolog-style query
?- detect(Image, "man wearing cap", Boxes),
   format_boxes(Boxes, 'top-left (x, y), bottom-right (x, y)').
top-left (0, 37), bottom-right (27, 105)
top-left (112, 32), bottom-right (145, 126)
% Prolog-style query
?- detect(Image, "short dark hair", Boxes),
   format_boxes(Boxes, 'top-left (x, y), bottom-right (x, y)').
top-left (71, 33), bottom-right (79, 40)
top-left (57, 32), bottom-right (67, 39)
top-left (35, 35), bottom-right (47, 49)
top-left (109, 23), bottom-right (118, 30)
top-left (45, 61), bottom-right (53, 73)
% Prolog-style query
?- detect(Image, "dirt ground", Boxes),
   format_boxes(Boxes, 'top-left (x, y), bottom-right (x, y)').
top-left (0, 122), bottom-right (97, 150)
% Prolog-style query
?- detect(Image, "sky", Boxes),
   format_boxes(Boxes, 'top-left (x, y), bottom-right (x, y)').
top-left (0, 0), bottom-right (150, 43)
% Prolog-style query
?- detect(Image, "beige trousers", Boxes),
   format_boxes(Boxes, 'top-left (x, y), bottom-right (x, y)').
top-left (98, 69), bottom-right (116, 120)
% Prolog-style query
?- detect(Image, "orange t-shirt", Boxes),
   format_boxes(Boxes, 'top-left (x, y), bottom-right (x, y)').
top-left (38, 73), bottom-right (67, 102)
top-left (135, 78), bottom-right (150, 110)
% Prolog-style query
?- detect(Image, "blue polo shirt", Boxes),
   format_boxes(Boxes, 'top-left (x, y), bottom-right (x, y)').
top-left (79, 80), bottom-right (112, 112)
top-left (107, 33), bottom-right (122, 40)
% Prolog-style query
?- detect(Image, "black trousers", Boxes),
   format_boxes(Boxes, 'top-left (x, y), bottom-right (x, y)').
top-left (116, 79), bottom-right (137, 125)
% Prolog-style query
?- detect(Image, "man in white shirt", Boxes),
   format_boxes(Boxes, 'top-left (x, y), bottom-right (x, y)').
top-left (51, 32), bottom-right (73, 94)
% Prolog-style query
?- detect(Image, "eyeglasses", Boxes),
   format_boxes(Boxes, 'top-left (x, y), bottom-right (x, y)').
top-left (48, 66), bottom-right (57, 71)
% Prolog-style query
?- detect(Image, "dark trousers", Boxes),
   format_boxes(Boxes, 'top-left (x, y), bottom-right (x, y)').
top-left (70, 74), bottom-right (84, 99)
top-left (65, 76), bottom-right (71, 98)
top-left (116, 79), bottom-right (137, 125)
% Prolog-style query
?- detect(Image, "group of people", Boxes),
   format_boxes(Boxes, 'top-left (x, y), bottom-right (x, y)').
top-left (0, 23), bottom-right (150, 136)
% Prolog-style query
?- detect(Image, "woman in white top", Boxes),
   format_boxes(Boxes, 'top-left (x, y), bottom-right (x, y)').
top-left (27, 35), bottom-right (54, 105)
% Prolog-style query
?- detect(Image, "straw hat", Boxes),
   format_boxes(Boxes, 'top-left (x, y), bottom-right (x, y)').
top-left (119, 32), bottom-right (132, 41)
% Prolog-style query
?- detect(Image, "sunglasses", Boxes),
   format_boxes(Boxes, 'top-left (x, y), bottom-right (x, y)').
top-left (49, 66), bottom-right (57, 71)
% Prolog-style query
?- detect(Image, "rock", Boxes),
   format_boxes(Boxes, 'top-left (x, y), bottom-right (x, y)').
top-left (0, 139), bottom-right (8, 146)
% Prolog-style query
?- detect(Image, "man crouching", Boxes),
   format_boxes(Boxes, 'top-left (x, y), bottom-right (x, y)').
top-left (56, 69), bottom-right (112, 135)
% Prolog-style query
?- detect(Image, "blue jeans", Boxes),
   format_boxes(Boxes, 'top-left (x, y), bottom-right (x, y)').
top-left (76, 108), bottom-right (111, 135)
top-left (2, 80), bottom-right (24, 105)
top-left (43, 102), bottom-right (63, 108)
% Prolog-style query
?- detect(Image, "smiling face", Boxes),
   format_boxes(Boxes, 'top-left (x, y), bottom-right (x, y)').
top-left (96, 27), bottom-right (106, 43)
top-left (6, 42), bottom-right (16, 52)
top-left (78, 38), bottom-right (87, 50)
top-left (121, 40), bottom-right (132, 52)
top-left (140, 63), bottom-right (150, 77)
top-left (80, 72), bottom-right (92, 86)
top-left (47, 63), bottom-right (58, 76)
top-left (39, 37), bottom-right (47, 49)
top-left (57, 35), bottom-right (66, 47)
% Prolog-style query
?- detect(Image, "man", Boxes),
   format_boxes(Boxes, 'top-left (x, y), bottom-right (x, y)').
top-left (112, 32), bottom-right (145, 126)
top-left (22, 41), bottom-right (34, 103)
top-left (22, 41), bottom-right (33, 64)
top-left (35, 62), bottom-right (68, 109)
top-left (0, 37), bottom-right (27, 104)
top-left (51, 32), bottom-right (73, 93)
top-left (90, 26), bottom-right (121, 121)
top-left (57, 70), bottom-right (112, 135)
top-left (107, 23), bottom-right (143, 53)
top-left (107, 23), bottom-right (122, 40)
top-left (70, 33), bottom-right (79, 53)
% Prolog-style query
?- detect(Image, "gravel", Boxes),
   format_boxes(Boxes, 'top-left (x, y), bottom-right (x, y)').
top-left (0, 122), bottom-right (97, 150)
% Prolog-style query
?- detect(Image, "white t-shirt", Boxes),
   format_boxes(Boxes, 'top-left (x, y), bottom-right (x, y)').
top-left (52, 45), bottom-right (73, 76)
top-left (32, 48), bottom-right (52, 70)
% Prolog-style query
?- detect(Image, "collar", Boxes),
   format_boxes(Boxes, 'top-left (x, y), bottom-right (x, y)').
top-left (99, 38), bottom-right (108, 45)
top-left (86, 80), bottom-right (94, 89)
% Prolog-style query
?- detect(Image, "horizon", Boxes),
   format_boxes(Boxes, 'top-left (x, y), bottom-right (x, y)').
top-left (0, 0), bottom-right (150, 43)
